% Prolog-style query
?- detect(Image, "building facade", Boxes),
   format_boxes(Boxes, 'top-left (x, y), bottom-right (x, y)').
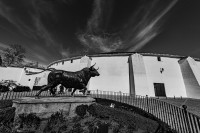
top-left (48, 53), bottom-right (200, 99)
top-left (1, 53), bottom-right (200, 99)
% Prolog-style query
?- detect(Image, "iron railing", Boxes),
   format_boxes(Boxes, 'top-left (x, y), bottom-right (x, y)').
top-left (1, 90), bottom-right (200, 133)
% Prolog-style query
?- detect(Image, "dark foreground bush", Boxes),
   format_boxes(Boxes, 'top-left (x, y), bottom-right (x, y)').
top-left (0, 107), bottom-right (15, 133)
top-left (12, 86), bottom-right (30, 92)
top-left (32, 85), bottom-right (45, 91)
top-left (0, 85), bottom-right (9, 92)
top-left (15, 113), bottom-right (41, 132)
top-left (0, 100), bottom-right (13, 109)
top-left (43, 110), bottom-right (69, 133)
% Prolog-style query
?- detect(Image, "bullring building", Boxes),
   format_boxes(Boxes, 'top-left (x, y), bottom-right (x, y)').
top-left (1, 52), bottom-right (200, 99)
top-left (46, 53), bottom-right (200, 99)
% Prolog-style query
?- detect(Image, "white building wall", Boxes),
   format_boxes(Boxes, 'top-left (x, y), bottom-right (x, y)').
top-left (179, 57), bottom-right (200, 98)
top-left (130, 54), bottom-right (149, 96)
top-left (89, 56), bottom-right (129, 93)
top-left (49, 56), bottom-right (129, 93)
top-left (0, 67), bottom-right (48, 89)
top-left (19, 68), bottom-right (49, 89)
top-left (49, 59), bottom-right (82, 71)
top-left (143, 56), bottom-right (187, 97)
top-left (0, 67), bottom-right (22, 82)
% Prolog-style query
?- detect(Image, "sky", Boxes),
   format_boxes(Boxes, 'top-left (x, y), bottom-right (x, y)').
top-left (0, 0), bottom-right (199, 66)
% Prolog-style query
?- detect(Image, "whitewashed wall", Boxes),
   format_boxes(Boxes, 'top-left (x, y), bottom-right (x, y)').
top-left (49, 56), bottom-right (129, 93)
top-left (89, 56), bottom-right (129, 93)
top-left (0, 67), bottom-right (48, 89)
top-left (179, 57), bottom-right (200, 98)
top-left (0, 67), bottom-right (22, 82)
top-left (143, 56), bottom-right (187, 97)
top-left (130, 54), bottom-right (149, 96)
top-left (2, 54), bottom-right (200, 99)
top-left (49, 59), bottom-right (82, 71)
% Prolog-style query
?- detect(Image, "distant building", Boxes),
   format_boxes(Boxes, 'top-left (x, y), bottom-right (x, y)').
top-left (1, 52), bottom-right (200, 99)
top-left (0, 66), bottom-right (49, 89)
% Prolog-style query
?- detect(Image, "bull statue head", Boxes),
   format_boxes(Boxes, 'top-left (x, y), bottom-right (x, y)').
top-left (89, 63), bottom-right (100, 77)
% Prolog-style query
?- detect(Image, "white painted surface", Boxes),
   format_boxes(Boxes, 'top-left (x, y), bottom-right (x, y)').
top-left (0, 67), bottom-right (22, 82)
top-left (49, 59), bottom-right (82, 71)
top-left (131, 54), bottom-right (149, 96)
top-left (0, 67), bottom-right (48, 89)
top-left (1, 54), bottom-right (200, 99)
top-left (89, 56), bottom-right (129, 93)
top-left (143, 56), bottom-right (187, 97)
top-left (179, 57), bottom-right (200, 98)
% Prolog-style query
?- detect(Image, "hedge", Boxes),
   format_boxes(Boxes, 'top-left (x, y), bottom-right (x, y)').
top-left (0, 85), bottom-right (9, 92)
top-left (12, 86), bottom-right (30, 92)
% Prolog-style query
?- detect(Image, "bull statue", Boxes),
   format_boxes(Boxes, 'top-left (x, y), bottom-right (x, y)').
top-left (26, 63), bottom-right (100, 98)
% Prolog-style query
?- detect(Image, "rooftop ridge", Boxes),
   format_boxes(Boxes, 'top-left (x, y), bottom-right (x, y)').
top-left (47, 52), bottom-right (200, 68)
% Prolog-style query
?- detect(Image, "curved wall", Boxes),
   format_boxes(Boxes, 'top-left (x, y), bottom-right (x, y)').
top-left (48, 53), bottom-right (200, 98)
top-left (1, 53), bottom-right (200, 99)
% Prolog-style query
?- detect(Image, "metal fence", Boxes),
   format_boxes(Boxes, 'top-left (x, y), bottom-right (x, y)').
top-left (1, 90), bottom-right (200, 133)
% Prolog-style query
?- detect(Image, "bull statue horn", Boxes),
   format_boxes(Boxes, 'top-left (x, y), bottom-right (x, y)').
top-left (96, 67), bottom-right (99, 70)
top-left (91, 63), bottom-right (96, 67)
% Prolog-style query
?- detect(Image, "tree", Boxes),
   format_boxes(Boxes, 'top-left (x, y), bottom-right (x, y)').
top-left (0, 55), bottom-right (2, 66)
top-left (2, 44), bottom-right (26, 66)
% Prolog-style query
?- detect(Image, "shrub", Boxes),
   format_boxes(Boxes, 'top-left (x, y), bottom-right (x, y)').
top-left (75, 104), bottom-right (88, 118)
top-left (12, 86), bottom-right (30, 92)
top-left (0, 107), bottom-right (15, 124)
top-left (0, 100), bottom-right (13, 109)
top-left (43, 110), bottom-right (68, 133)
top-left (32, 85), bottom-right (45, 91)
top-left (0, 107), bottom-right (15, 133)
top-left (17, 113), bottom-right (41, 131)
top-left (0, 85), bottom-right (9, 92)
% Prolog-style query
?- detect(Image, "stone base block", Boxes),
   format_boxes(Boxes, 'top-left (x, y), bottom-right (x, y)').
top-left (12, 96), bottom-right (95, 119)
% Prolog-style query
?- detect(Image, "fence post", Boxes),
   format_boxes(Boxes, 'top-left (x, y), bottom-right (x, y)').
top-left (146, 95), bottom-right (149, 113)
top-left (182, 105), bottom-right (191, 133)
top-left (4, 91), bottom-right (9, 100)
top-left (97, 89), bottom-right (98, 98)
top-left (119, 91), bottom-right (122, 102)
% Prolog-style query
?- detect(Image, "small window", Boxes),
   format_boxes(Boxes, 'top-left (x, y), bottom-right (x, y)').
top-left (71, 60), bottom-right (73, 63)
top-left (62, 61), bottom-right (64, 65)
top-left (157, 56), bottom-right (161, 61)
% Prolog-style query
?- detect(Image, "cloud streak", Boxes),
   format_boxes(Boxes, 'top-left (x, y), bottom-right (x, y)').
top-left (0, 0), bottom-right (70, 64)
top-left (78, 0), bottom-right (178, 53)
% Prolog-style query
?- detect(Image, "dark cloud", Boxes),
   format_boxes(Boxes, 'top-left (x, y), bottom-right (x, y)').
top-left (78, 0), bottom-right (178, 53)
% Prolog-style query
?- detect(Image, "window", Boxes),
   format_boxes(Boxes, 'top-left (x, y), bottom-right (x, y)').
top-left (154, 83), bottom-right (166, 97)
top-left (71, 60), bottom-right (73, 63)
top-left (157, 56), bottom-right (161, 61)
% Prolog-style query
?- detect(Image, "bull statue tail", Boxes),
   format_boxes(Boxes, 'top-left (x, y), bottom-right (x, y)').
top-left (25, 68), bottom-right (56, 75)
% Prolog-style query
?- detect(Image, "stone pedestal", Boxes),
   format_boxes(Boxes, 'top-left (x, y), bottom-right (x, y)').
top-left (13, 96), bottom-right (95, 119)
top-left (12, 96), bottom-right (95, 132)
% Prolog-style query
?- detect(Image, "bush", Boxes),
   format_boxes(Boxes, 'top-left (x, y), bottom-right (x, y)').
top-left (17, 113), bottom-right (41, 131)
top-left (0, 85), bottom-right (9, 92)
top-left (0, 100), bottom-right (13, 109)
top-left (32, 85), bottom-right (45, 91)
top-left (43, 110), bottom-right (68, 133)
top-left (12, 86), bottom-right (30, 92)
top-left (75, 105), bottom-right (88, 118)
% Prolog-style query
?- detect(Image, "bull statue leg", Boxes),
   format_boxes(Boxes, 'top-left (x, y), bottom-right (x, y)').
top-left (35, 82), bottom-right (59, 99)
top-left (78, 87), bottom-right (88, 96)
top-left (71, 88), bottom-right (76, 96)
